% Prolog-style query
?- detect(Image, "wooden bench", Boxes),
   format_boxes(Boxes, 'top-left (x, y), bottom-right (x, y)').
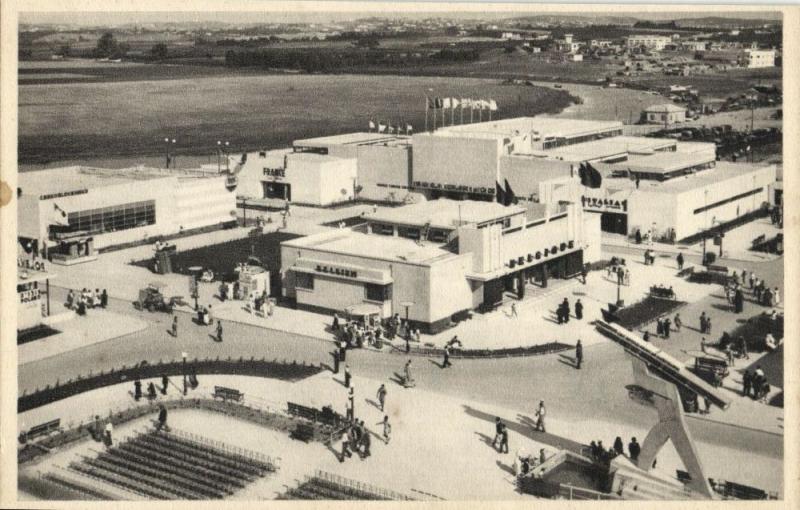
top-left (24, 418), bottom-right (61, 442)
top-left (724, 481), bottom-right (768, 500)
top-left (290, 423), bottom-right (315, 443)
top-left (694, 357), bottom-right (729, 387)
top-left (706, 264), bottom-right (729, 274)
top-left (213, 386), bottom-right (243, 402)
top-left (287, 402), bottom-right (318, 422)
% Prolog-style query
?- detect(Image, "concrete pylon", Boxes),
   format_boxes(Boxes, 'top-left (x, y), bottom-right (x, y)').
top-left (630, 358), bottom-right (715, 499)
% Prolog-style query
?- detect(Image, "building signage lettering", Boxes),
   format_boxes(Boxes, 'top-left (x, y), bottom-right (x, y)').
top-left (315, 265), bottom-right (358, 279)
top-left (581, 195), bottom-right (628, 212)
top-left (19, 288), bottom-right (40, 303)
top-left (39, 189), bottom-right (89, 201)
top-left (263, 167), bottom-right (286, 179)
top-left (412, 181), bottom-right (495, 195)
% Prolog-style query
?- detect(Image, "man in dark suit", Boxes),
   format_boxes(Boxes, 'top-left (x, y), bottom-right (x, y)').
top-left (575, 340), bottom-right (583, 369)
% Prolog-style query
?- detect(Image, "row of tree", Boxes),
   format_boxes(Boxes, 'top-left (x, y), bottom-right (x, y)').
top-left (224, 47), bottom-right (480, 70)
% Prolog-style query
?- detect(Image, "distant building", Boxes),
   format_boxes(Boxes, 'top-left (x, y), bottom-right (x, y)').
top-left (642, 104), bottom-right (687, 125)
top-left (626, 35), bottom-right (671, 51)
top-left (742, 49), bottom-right (775, 68)
top-left (682, 41), bottom-right (708, 52)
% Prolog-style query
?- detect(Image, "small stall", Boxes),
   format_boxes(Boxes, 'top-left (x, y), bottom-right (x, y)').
top-left (344, 303), bottom-right (383, 327)
top-left (238, 264), bottom-right (270, 299)
top-left (48, 232), bottom-right (97, 266)
top-left (17, 266), bottom-right (54, 332)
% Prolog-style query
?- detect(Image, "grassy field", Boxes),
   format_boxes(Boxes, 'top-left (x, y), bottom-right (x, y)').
top-left (19, 70), bottom-right (576, 164)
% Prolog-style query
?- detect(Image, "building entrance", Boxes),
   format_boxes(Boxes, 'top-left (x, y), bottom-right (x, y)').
top-left (600, 212), bottom-right (628, 235)
top-left (263, 182), bottom-right (291, 201)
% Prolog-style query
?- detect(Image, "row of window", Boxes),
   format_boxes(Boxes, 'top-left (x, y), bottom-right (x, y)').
top-left (67, 200), bottom-right (156, 234)
top-left (369, 222), bottom-right (450, 243)
top-left (295, 272), bottom-right (392, 301)
top-left (693, 187), bottom-right (763, 215)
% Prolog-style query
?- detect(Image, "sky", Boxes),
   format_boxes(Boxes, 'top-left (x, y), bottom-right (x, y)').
top-left (20, 8), bottom-right (782, 27)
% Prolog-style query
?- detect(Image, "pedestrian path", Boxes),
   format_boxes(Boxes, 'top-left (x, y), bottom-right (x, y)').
top-left (18, 370), bottom-right (783, 499)
top-left (18, 309), bottom-right (148, 366)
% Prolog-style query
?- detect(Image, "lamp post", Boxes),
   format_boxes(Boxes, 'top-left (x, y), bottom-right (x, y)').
top-left (181, 351), bottom-right (188, 395)
top-left (164, 138), bottom-right (176, 169)
top-left (702, 189), bottom-right (708, 263)
top-left (400, 301), bottom-right (414, 342)
top-left (217, 140), bottom-right (230, 173)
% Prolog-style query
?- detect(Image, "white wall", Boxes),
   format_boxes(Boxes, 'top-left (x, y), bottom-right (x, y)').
top-left (174, 176), bottom-right (237, 231)
top-left (499, 156), bottom-right (574, 201)
top-left (357, 144), bottom-right (412, 202)
top-left (318, 158), bottom-right (358, 205)
top-left (412, 134), bottom-right (501, 192)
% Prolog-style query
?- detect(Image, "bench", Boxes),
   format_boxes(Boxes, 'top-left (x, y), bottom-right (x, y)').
top-left (724, 481), bottom-right (768, 500)
top-left (213, 386), bottom-right (244, 402)
top-left (649, 286), bottom-right (676, 299)
top-left (706, 264), bottom-right (729, 274)
top-left (290, 423), bottom-right (315, 443)
top-left (24, 418), bottom-right (61, 442)
top-left (694, 357), bottom-right (729, 387)
top-left (287, 402), bottom-right (318, 422)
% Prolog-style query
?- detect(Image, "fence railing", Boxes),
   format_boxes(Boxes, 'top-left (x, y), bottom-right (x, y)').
top-left (19, 357), bottom-right (323, 412)
top-left (394, 341), bottom-right (572, 359)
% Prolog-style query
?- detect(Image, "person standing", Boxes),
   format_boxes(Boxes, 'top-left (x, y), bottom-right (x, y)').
top-left (575, 299), bottom-right (583, 320)
top-left (339, 339), bottom-right (347, 362)
top-left (156, 404), bottom-right (168, 431)
top-left (346, 387), bottom-right (355, 422)
top-left (500, 423), bottom-right (510, 454)
top-left (706, 317), bottom-right (712, 335)
top-left (740, 336), bottom-right (749, 360)
top-left (216, 320), bottom-right (223, 342)
top-left (344, 365), bottom-right (352, 388)
top-left (100, 289), bottom-right (108, 308)
top-left (377, 384), bottom-right (387, 412)
top-left (663, 317), bottom-right (671, 339)
top-left (361, 422), bottom-right (372, 458)
top-left (674, 313), bottom-right (682, 332)
top-left (339, 433), bottom-right (351, 463)
top-left (134, 379), bottom-right (142, 401)
top-left (161, 375), bottom-right (169, 395)
top-left (725, 344), bottom-right (735, 367)
top-left (743, 370), bottom-right (752, 397)
top-left (613, 437), bottom-right (624, 456)
top-left (104, 421), bottom-right (114, 447)
top-left (656, 317), bottom-right (664, 338)
top-left (562, 298), bottom-right (571, 323)
top-left (492, 417), bottom-right (504, 451)
top-left (404, 359), bottom-right (413, 388)
top-left (749, 273), bottom-right (755, 289)
top-left (510, 302), bottom-right (518, 318)
top-left (773, 287), bottom-right (780, 307)
top-left (575, 339), bottom-right (583, 370)
top-left (701, 337), bottom-right (707, 354)
top-left (628, 437), bottom-right (641, 462)
top-left (172, 315), bottom-right (178, 337)
top-left (442, 345), bottom-right (452, 368)
top-left (535, 401), bottom-right (546, 433)
top-left (699, 312), bottom-right (707, 334)
top-left (580, 266), bottom-right (588, 285)
top-left (676, 253), bottom-right (684, 270)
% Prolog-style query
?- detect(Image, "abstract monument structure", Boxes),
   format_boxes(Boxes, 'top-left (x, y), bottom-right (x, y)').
top-left (596, 320), bottom-right (731, 499)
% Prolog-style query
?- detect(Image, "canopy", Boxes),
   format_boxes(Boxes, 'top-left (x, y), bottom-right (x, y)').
top-left (344, 303), bottom-right (382, 317)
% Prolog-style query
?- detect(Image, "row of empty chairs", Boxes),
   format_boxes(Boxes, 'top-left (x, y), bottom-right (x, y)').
top-left (279, 472), bottom-right (414, 501)
top-left (67, 429), bottom-right (276, 499)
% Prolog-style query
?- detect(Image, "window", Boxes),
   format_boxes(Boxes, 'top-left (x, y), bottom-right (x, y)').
top-left (398, 226), bottom-right (421, 240)
top-left (295, 272), bottom-right (314, 290)
top-left (371, 223), bottom-right (395, 236)
top-left (428, 229), bottom-right (449, 243)
top-left (365, 283), bottom-right (392, 302)
top-left (66, 200), bottom-right (155, 235)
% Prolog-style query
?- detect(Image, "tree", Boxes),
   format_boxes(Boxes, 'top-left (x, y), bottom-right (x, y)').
top-left (95, 32), bottom-right (118, 58)
top-left (150, 43), bottom-right (168, 60)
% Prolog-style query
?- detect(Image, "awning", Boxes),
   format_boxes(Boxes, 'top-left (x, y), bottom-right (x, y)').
top-left (345, 303), bottom-right (382, 317)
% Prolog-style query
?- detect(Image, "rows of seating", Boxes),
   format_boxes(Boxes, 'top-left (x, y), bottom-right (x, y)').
top-left (279, 473), bottom-right (412, 501)
top-left (67, 430), bottom-right (275, 499)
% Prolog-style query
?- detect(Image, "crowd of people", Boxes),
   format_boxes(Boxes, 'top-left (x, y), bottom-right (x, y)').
top-left (333, 313), bottom-right (420, 350)
top-left (588, 436), bottom-right (641, 466)
top-left (742, 366), bottom-right (771, 403)
top-left (556, 298), bottom-right (583, 324)
top-left (65, 288), bottom-right (109, 316)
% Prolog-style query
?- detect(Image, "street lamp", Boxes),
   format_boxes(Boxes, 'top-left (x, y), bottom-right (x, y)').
top-left (400, 301), bottom-right (414, 346)
top-left (702, 189), bottom-right (709, 263)
top-left (217, 140), bottom-right (230, 173)
top-left (181, 351), bottom-right (188, 395)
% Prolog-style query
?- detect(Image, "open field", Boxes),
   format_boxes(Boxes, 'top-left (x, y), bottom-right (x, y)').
top-left (19, 71), bottom-right (575, 164)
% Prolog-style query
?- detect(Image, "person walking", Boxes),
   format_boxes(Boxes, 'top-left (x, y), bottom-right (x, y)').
top-left (663, 318), bottom-right (671, 339)
top-left (701, 337), bottom-right (707, 354)
top-left (725, 344), bottom-right (735, 367)
top-left (361, 424), bottom-right (372, 458)
top-left (656, 318), bottom-right (664, 338)
top-left (743, 370), bottom-right (752, 397)
top-left (575, 299), bottom-right (583, 320)
top-left (562, 298), bottom-right (571, 323)
top-left (575, 339), bottom-right (583, 370)
top-left (740, 336), bottom-right (749, 360)
top-left (404, 359), bottom-right (413, 388)
top-left (104, 421), bottom-right (114, 447)
top-left (377, 384), bottom-right (387, 412)
top-left (339, 433), bottom-right (352, 463)
top-left (676, 252), bottom-right (684, 270)
top-left (171, 315), bottom-right (178, 337)
top-left (674, 313), bottom-right (682, 332)
top-left (216, 320), bottom-right (223, 342)
top-left (442, 345), bottom-right (452, 368)
top-left (535, 401), bottom-right (546, 433)
top-left (706, 317), bottom-right (712, 335)
top-left (510, 302), bottom-right (518, 318)
top-left (100, 289), bottom-right (108, 308)
top-left (580, 266), bottom-right (588, 285)
top-left (344, 365), bottom-right (352, 388)
top-left (161, 375), bottom-right (169, 395)
top-left (134, 379), bottom-right (142, 401)
top-left (380, 415), bottom-right (391, 444)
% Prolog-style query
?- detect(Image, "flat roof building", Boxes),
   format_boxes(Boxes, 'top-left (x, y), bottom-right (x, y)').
top-left (642, 104), bottom-right (687, 126)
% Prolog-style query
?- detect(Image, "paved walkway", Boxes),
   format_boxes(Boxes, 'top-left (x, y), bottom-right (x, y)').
top-left (19, 370), bottom-right (783, 499)
top-left (19, 309), bottom-right (148, 366)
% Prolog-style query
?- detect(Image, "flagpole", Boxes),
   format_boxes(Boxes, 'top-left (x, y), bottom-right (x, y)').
top-left (470, 104), bottom-right (474, 123)
top-left (433, 100), bottom-right (436, 131)
top-left (425, 97), bottom-right (429, 133)
top-left (460, 102), bottom-right (464, 125)
top-left (451, 103), bottom-right (455, 126)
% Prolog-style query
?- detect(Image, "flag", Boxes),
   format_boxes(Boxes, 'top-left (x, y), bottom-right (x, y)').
top-left (388, 125), bottom-right (394, 134)
top-left (435, 97), bottom-right (444, 109)
top-left (406, 124), bottom-right (413, 134)
top-left (579, 162), bottom-right (603, 189)
top-left (369, 120), bottom-right (376, 130)
top-left (443, 98), bottom-right (451, 109)
top-left (482, 100), bottom-right (491, 110)
top-left (578, 163), bottom-right (589, 187)
top-left (495, 181), bottom-right (506, 205)
top-left (378, 123), bottom-right (386, 133)
top-left (52, 203), bottom-right (69, 226)
top-left (489, 99), bottom-right (498, 112)
top-left (504, 179), bottom-right (516, 206)
top-left (451, 98), bottom-right (460, 109)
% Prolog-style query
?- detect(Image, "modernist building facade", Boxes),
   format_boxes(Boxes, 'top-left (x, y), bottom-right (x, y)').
top-left (17, 166), bottom-right (237, 257)
top-left (281, 199), bottom-right (599, 332)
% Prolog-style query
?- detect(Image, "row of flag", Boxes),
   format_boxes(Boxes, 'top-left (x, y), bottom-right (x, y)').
top-left (578, 162), bottom-right (603, 189)
top-left (368, 121), bottom-right (413, 135)
top-left (427, 97), bottom-right (498, 111)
